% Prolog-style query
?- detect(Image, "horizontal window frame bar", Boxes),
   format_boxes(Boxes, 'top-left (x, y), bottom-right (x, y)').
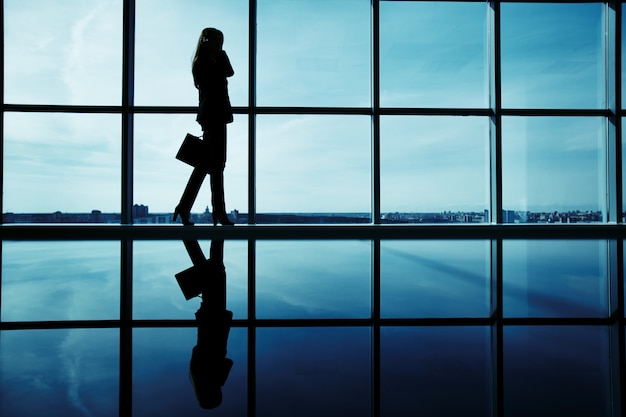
top-left (3, 104), bottom-right (618, 118)
top-left (2, 224), bottom-right (626, 240)
top-left (1, 316), bottom-right (616, 331)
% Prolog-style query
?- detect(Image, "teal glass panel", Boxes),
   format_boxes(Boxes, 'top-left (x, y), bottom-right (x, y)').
top-left (4, 0), bottom-right (122, 105)
top-left (1, 241), bottom-right (120, 321)
top-left (504, 326), bottom-right (611, 416)
top-left (134, 114), bottom-right (247, 222)
top-left (135, 0), bottom-right (248, 106)
top-left (133, 327), bottom-right (247, 415)
top-left (381, 326), bottom-right (491, 416)
top-left (381, 240), bottom-right (490, 318)
top-left (257, 0), bottom-right (370, 107)
top-left (0, 329), bottom-right (119, 416)
top-left (380, 1), bottom-right (488, 108)
top-left (3, 113), bottom-right (121, 220)
top-left (380, 116), bottom-right (489, 219)
top-left (256, 327), bottom-right (371, 416)
top-left (503, 240), bottom-right (608, 318)
top-left (256, 115), bottom-right (371, 218)
top-left (255, 241), bottom-right (371, 319)
top-left (133, 240), bottom-right (248, 320)
top-left (501, 3), bottom-right (605, 109)
top-left (502, 117), bottom-right (606, 222)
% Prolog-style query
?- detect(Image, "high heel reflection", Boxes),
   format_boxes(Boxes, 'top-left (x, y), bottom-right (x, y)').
top-left (175, 239), bottom-right (232, 409)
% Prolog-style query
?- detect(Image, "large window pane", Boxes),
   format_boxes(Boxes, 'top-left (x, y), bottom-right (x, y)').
top-left (502, 117), bottom-right (606, 222)
top-left (501, 2), bottom-right (605, 109)
top-left (256, 115), bottom-right (370, 218)
top-left (0, 329), bottom-right (119, 417)
top-left (1, 241), bottom-right (120, 321)
top-left (503, 240), bottom-right (608, 318)
top-left (135, 0), bottom-right (248, 106)
top-left (134, 114), bottom-right (247, 223)
top-left (4, 0), bottom-right (122, 105)
top-left (380, 1), bottom-right (488, 108)
top-left (381, 240), bottom-right (490, 318)
top-left (256, 241), bottom-right (371, 319)
top-left (381, 116), bottom-right (489, 221)
top-left (3, 113), bottom-right (121, 221)
top-left (257, 0), bottom-right (370, 107)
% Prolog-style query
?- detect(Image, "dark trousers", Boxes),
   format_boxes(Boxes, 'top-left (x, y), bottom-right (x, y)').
top-left (178, 124), bottom-right (227, 214)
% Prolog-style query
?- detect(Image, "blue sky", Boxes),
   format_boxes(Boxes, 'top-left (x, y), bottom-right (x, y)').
top-left (2, 0), bottom-right (612, 215)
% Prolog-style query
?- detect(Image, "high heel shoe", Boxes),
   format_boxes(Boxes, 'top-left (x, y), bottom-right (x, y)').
top-left (213, 212), bottom-right (234, 226)
top-left (173, 206), bottom-right (194, 226)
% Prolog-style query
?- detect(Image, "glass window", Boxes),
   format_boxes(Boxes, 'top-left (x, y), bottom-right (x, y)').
top-left (134, 114), bottom-right (247, 222)
top-left (502, 117), bottom-right (606, 222)
top-left (135, 0), bottom-right (248, 106)
top-left (4, 0), bottom-right (122, 105)
top-left (256, 327), bottom-right (371, 416)
top-left (133, 240), bottom-right (248, 320)
top-left (257, 0), bottom-right (371, 107)
top-left (255, 241), bottom-right (371, 319)
top-left (501, 2), bottom-right (605, 109)
top-left (3, 112), bottom-right (121, 221)
top-left (503, 240), bottom-right (608, 318)
top-left (381, 327), bottom-right (491, 416)
top-left (256, 115), bottom-right (371, 218)
top-left (504, 326), bottom-right (611, 416)
top-left (381, 116), bottom-right (489, 220)
top-left (380, 1), bottom-right (488, 108)
top-left (381, 240), bottom-right (491, 318)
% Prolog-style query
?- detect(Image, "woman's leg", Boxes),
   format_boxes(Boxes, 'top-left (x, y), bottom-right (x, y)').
top-left (178, 167), bottom-right (206, 213)
top-left (205, 124), bottom-right (228, 216)
top-left (210, 170), bottom-right (226, 215)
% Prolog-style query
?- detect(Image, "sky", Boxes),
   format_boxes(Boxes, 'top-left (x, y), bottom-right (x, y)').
top-left (1, 0), bottom-right (614, 215)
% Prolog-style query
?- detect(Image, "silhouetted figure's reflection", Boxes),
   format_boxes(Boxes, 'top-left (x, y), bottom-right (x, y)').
top-left (173, 27), bottom-right (235, 226)
top-left (176, 239), bottom-right (233, 409)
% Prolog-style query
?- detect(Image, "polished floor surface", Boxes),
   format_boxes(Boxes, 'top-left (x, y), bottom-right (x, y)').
top-left (1, 239), bottom-right (623, 416)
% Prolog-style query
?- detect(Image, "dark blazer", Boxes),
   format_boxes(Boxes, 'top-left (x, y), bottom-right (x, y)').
top-left (193, 48), bottom-right (234, 126)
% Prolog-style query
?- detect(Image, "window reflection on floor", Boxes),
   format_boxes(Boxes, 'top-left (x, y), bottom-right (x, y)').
top-left (0, 239), bottom-right (620, 416)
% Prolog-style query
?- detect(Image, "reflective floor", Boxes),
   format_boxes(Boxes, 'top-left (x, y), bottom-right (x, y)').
top-left (1, 239), bottom-right (624, 416)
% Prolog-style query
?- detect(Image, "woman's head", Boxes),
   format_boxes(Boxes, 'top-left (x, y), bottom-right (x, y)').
top-left (199, 27), bottom-right (223, 52)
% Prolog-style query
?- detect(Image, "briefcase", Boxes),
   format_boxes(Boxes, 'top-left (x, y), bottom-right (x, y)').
top-left (176, 133), bottom-right (207, 169)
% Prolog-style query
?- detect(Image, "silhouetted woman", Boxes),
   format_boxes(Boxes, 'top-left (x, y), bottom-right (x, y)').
top-left (174, 27), bottom-right (234, 226)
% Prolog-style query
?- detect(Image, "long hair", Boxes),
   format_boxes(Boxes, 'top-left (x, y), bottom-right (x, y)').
top-left (192, 27), bottom-right (223, 69)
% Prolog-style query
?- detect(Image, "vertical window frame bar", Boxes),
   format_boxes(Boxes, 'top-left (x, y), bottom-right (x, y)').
top-left (489, 0), bottom-right (502, 225)
top-left (489, 2), bottom-right (504, 417)
top-left (121, 0), bottom-right (135, 226)
top-left (248, 0), bottom-right (257, 225)
top-left (372, 0), bottom-right (381, 225)
top-left (120, 1), bottom-right (135, 416)
top-left (372, 238), bottom-right (381, 417)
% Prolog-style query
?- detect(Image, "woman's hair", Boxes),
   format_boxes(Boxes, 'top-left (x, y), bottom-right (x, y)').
top-left (192, 27), bottom-right (223, 67)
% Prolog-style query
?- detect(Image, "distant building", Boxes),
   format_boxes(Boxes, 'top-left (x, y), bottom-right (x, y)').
top-left (133, 204), bottom-right (149, 219)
